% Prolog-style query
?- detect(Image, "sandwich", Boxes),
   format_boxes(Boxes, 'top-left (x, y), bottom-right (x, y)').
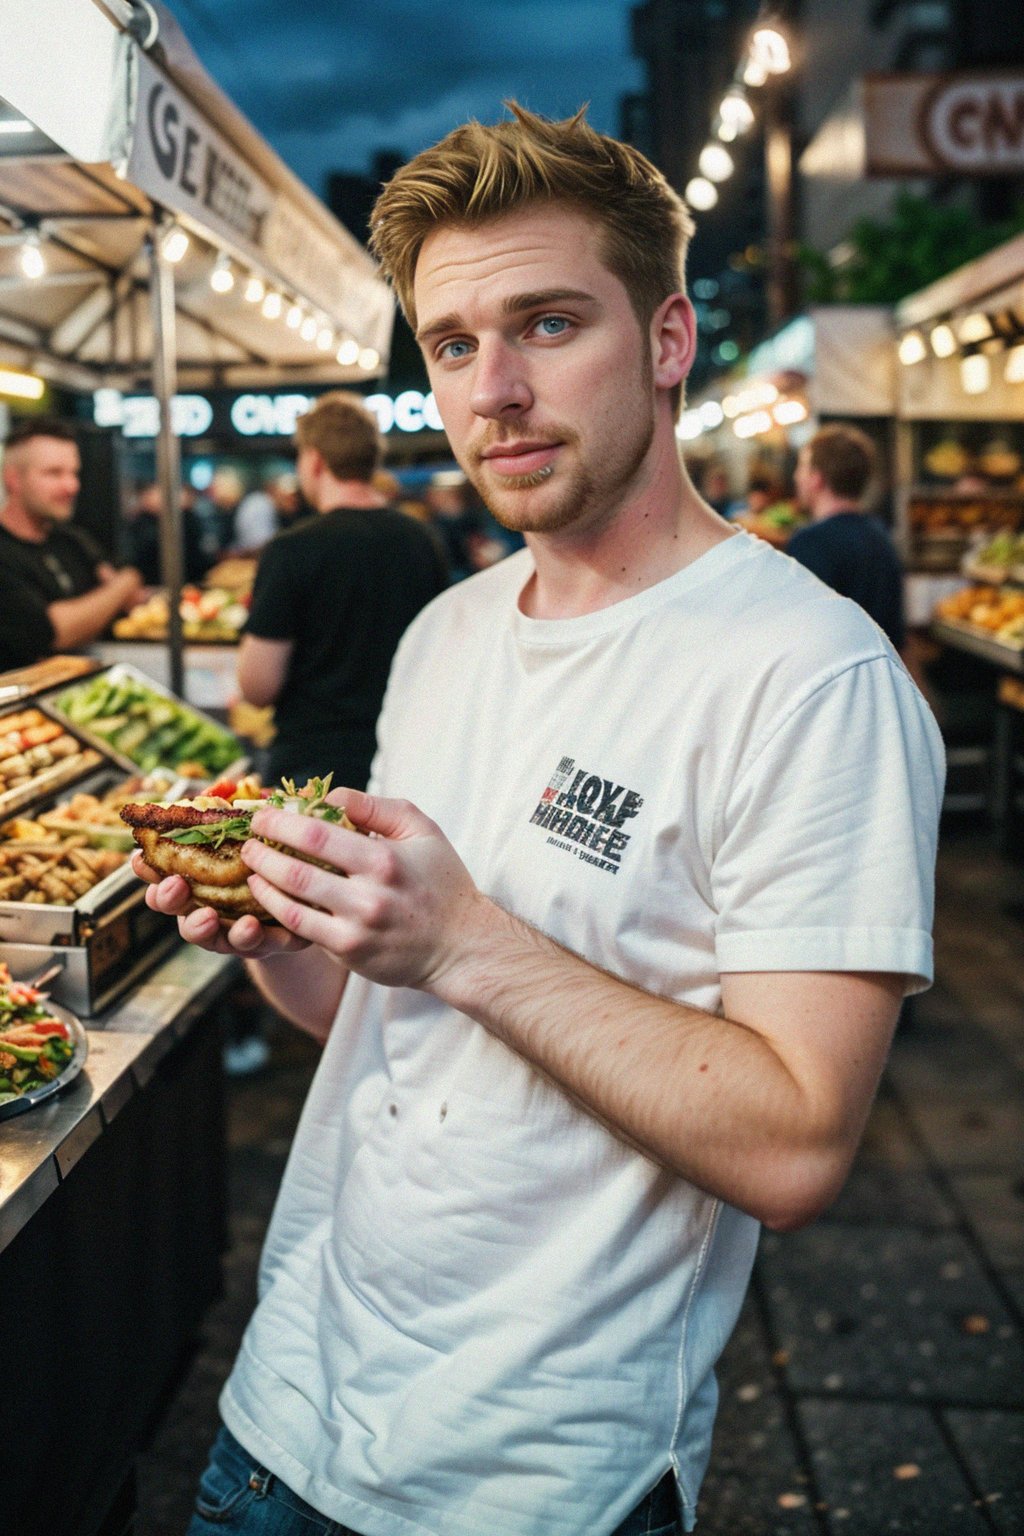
top-left (120, 775), bottom-right (357, 924)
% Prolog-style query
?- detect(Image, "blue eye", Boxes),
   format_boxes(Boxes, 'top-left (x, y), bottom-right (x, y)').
top-left (536, 316), bottom-right (569, 336)
top-left (439, 339), bottom-right (471, 361)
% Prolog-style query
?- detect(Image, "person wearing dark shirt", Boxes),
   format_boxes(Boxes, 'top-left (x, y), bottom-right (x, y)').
top-left (238, 392), bottom-right (449, 788)
top-left (790, 423), bottom-right (905, 652)
top-left (0, 416), bottom-right (142, 671)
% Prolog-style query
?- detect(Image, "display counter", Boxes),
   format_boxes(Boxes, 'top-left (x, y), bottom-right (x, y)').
top-left (930, 620), bottom-right (1024, 856)
top-left (0, 945), bottom-right (241, 1536)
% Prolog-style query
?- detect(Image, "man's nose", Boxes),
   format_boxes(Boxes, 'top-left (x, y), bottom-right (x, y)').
top-left (469, 339), bottom-right (533, 419)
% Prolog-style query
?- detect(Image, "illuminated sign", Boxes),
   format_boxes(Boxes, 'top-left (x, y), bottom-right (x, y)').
top-left (863, 72), bottom-right (1024, 176)
top-left (93, 389), bottom-right (213, 438)
top-left (93, 388), bottom-right (445, 439)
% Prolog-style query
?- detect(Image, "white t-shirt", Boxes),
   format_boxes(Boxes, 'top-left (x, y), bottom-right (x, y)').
top-left (221, 531), bottom-right (943, 1536)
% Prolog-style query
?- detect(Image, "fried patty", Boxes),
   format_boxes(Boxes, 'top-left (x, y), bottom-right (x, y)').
top-left (121, 800), bottom-right (272, 921)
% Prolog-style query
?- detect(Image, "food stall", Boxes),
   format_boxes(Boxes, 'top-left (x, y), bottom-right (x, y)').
top-left (0, 649), bottom-right (247, 1535)
top-left (0, 0), bottom-right (394, 702)
top-left (893, 234), bottom-right (1024, 851)
top-left (0, 5), bottom-right (391, 1526)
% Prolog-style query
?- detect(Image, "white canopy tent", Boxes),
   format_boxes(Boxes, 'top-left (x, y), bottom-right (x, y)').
top-left (0, 0), bottom-right (395, 693)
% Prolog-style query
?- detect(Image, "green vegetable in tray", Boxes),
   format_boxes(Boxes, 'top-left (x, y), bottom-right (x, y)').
top-left (56, 674), bottom-right (240, 775)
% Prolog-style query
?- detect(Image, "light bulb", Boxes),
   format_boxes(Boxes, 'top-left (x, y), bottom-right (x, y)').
top-left (698, 144), bottom-right (735, 182)
top-left (336, 338), bottom-right (360, 365)
top-left (160, 226), bottom-right (189, 264)
top-left (210, 254), bottom-right (234, 293)
top-left (685, 177), bottom-right (719, 212)
top-left (20, 233), bottom-right (44, 280)
top-left (286, 304), bottom-right (304, 330)
top-left (358, 347), bottom-right (381, 372)
top-left (244, 275), bottom-right (265, 304)
top-left (750, 25), bottom-right (791, 75)
top-left (261, 290), bottom-right (282, 319)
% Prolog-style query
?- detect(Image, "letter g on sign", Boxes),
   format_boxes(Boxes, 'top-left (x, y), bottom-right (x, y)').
top-left (147, 83), bottom-right (179, 181)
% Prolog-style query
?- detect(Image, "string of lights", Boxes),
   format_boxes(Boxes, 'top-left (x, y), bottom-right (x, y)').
top-left (683, 15), bottom-right (793, 215)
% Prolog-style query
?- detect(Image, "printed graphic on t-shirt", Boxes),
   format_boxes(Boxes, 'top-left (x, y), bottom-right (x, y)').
top-left (528, 756), bottom-right (643, 875)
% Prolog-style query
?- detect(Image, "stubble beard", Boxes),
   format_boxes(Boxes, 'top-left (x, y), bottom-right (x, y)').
top-left (466, 397), bottom-right (657, 538)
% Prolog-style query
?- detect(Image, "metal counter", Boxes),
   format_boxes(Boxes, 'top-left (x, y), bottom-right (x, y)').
top-left (0, 945), bottom-right (239, 1253)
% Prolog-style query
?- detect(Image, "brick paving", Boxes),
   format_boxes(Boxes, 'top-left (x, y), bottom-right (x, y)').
top-left (135, 827), bottom-right (1024, 1535)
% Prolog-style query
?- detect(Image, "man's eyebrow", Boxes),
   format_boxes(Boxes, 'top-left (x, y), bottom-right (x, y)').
top-left (415, 289), bottom-right (598, 345)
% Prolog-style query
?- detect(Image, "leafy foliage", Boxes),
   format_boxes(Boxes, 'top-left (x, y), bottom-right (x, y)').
top-left (800, 191), bottom-right (1024, 305)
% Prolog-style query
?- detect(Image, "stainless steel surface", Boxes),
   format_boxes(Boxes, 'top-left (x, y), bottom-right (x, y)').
top-left (931, 620), bottom-right (1024, 676)
top-left (0, 948), bottom-right (239, 1252)
top-left (149, 220), bottom-right (187, 702)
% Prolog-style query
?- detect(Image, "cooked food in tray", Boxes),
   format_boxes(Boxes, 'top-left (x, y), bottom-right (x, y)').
top-left (54, 672), bottom-right (241, 776)
top-left (113, 585), bottom-right (250, 642)
top-left (0, 707), bottom-right (101, 808)
top-left (122, 775), bottom-right (359, 924)
top-left (0, 962), bottom-right (81, 1107)
top-left (0, 771), bottom-right (179, 904)
top-left (935, 585), bottom-right (1024, 647)
top-left (0, 842), bottom-right (124, 904)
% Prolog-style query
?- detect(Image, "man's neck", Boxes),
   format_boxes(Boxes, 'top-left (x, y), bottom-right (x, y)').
top-left (521, 436), bottom-right (735, 621)
top-left (317, 478), bottom-right (388, 513)
top-left (0, 501), bottom-right (48, 542)
top-left (811, 494), bottom-right (863, 523)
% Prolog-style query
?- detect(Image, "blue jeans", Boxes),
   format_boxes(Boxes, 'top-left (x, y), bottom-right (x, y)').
top-left (186, 1425), bottom-right (682, 1536)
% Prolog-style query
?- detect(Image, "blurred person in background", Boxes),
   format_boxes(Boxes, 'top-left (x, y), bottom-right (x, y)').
top-left (237, 391), bottom-right (448, 790)
top-left (233, 473), bottom-right (291, 554)
top-left (790, 424), bottom-right (904, 653)
top-left (698, 460), bottom-right (732, 517)
top-left (124, 481), bottom-right (209, 587)
top-left (0, 417), bottom-right (142, 669)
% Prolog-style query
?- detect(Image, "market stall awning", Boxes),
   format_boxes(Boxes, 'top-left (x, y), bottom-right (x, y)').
top-left (0, 0), bottom-right (393, 391)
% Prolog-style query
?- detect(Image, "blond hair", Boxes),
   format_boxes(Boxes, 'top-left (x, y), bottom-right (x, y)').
top-left (369, 103), bottom-right (694, 334)
top-left (295, 392), bottom-right (381, 481)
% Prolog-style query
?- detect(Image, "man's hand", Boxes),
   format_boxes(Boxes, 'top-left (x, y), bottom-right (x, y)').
top-left (239, 789), bottom-right (487, 991)
top-left (130, 851), bottom-right (310, 960)
top-left (107, 565), bottom-right (144, 611)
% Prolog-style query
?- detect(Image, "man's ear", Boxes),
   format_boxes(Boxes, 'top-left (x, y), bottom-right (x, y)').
top-left (651, 293), bottom-right (696, 394)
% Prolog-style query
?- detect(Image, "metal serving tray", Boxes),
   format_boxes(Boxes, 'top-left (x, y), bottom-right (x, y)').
top-left (0, 766), bottom-right (185, 945)
top-left (0, 702), bottom-right (106, 823)
top-left (38, 662), bottom-right (247, 781)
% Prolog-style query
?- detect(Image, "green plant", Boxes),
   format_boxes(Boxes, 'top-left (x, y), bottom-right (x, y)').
top-left (799, 191), bottom-right (1024, 304)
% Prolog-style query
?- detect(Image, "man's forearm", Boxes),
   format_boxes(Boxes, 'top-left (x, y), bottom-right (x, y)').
top-left (246, 944), bottom-right (349, 1042)
top-left (435, 899), bottom-right (887, 1229)
top-left (48, 584), bottom-right (128, 649)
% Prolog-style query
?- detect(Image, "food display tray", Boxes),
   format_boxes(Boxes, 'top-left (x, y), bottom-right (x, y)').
top-left (0, 765), bottom-right (185, 945)
top-left (0, 700), bottom-right (108, 821)
top-left (39, 662), bottom-right (247, 781)
top-left (0, 896), bottom-right (180, 1017)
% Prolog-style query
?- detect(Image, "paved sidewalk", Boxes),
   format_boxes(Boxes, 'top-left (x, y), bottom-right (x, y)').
top-left (698, 828), bottom-right (1024, 1534)
top-left (136, 827), bottom-right (1024, 1536)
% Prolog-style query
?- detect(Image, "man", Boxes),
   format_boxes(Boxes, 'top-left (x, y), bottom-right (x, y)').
top-left (0, 417), bottom-right (141, 670)
top-left (237, 392), bottom-right (448, 789)
top-left (137, 106), bottom-right (943, 1536)
top-left (790, 423), bottom-right (905, 651)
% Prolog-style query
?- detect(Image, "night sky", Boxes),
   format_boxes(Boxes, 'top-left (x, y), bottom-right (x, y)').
top-left (165, 0), bottom-right (644, 200)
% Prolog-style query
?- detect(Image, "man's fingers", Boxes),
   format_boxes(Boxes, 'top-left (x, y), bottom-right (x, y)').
top-left (326, 787), bottom-right (436, 842)
top-left (131, 850), bottom-right (163, 886)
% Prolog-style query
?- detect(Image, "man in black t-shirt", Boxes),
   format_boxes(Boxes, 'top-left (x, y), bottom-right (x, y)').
top-left (0, 417), bottom-right (142, 672)
top-left (790, 423), bottom-right (905, 653)
top-left (239, 393), bottom-right (448, 788)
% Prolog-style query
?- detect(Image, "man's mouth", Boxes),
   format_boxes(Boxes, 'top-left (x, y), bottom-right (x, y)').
top-left (479, 442), bottom-right (560, 478)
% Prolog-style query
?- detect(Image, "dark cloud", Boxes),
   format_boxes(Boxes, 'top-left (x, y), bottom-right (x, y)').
top-left (166, 0), bottom-right (641, 191)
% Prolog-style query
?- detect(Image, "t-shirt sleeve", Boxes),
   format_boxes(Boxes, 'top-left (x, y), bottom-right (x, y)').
top-left (711, 657), bottom-right (944, 994)
top-left (244, 540), bottom-right (299, 641)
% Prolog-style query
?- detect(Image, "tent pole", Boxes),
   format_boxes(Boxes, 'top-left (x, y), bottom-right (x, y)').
top-left (148, 215), bottom-right (185, 699)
